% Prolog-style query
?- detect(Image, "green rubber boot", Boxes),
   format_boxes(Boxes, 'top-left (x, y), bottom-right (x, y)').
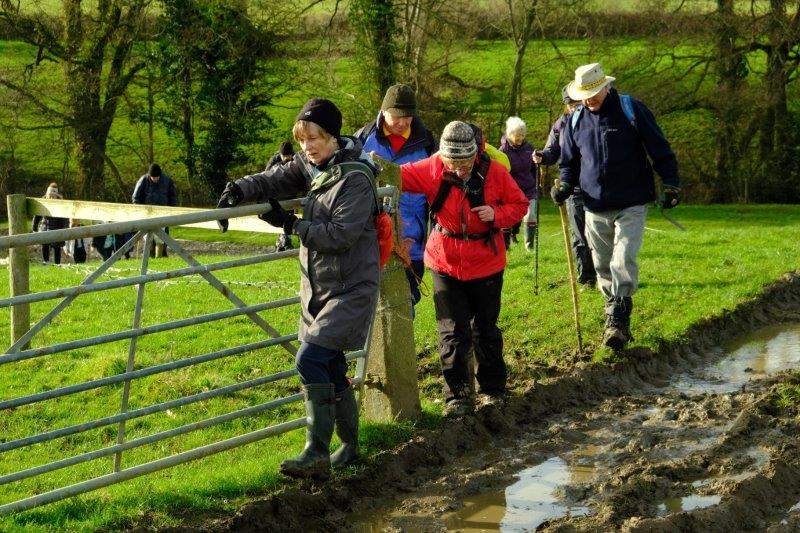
top-left (280, 383), bottom-right (335, 480)
top-left (330, 386), bottom-right (360, 467)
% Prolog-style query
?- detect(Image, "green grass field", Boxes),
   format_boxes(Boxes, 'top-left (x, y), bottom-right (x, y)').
top-left (1, 204), bottom-right (800, 531)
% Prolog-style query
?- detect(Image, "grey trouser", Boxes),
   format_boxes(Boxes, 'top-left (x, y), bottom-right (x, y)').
top-left (584, 205), bottom-right (646, 300)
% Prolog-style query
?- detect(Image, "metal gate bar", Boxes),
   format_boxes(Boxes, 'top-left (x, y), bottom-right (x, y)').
top-left (0, 334), bottom-right (298, 410)
top-left (0, 298), bottom-right (300, 366)
top-left (0, 248), bottom-right (299, 309)
top-left (0, 188), bottom-right (394, 516)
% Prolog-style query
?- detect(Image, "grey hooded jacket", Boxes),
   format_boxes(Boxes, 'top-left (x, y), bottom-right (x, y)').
top-left (234, 137), bottom-right (380, 351)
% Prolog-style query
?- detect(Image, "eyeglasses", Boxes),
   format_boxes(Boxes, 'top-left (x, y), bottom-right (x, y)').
top-left (441, 158), bottom-right (474, 172)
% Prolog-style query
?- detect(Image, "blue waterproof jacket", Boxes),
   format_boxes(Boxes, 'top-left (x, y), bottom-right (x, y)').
top-left (356, 113), bottom-right (437, 261)
top-left (559, 89), bottom-right (679, 212)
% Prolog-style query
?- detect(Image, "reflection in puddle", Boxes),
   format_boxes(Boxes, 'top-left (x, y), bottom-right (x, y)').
top-left (673, 323), bottom-right (800, 395)
top-left (657, 494), bottom-right (721, 515)
top-left (790, 501), bottom-right (800, 512)
top-left (445, 457), bottom-right (591, 532)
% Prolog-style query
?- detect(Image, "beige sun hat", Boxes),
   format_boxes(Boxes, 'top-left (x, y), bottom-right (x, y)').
top-left (567, 63), bottom-right (616, 101)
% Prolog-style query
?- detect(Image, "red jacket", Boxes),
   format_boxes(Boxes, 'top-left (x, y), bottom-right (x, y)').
top-left (401, 154), bottom-right (528, 281)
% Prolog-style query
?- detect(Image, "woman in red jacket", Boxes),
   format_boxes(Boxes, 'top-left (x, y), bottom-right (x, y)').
top-left (401, 121), bottom-right (528, 417)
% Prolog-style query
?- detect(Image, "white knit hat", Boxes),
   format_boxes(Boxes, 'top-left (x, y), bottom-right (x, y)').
top-left (439, 121), bottom-right (477, 160)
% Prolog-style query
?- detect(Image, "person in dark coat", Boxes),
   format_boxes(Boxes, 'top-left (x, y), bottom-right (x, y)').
top-left (216, 98), bottom-right (380, 480)
top-left (552, 63), bottom-right (680, 351)
top-left (499, 117), bottom-right (539, 250)
top-left (266, 141), bottom-right (295, 171)
top-left (534, 85), bottom-right (597, 286)
top-left (132, 163), bottom-right (177, 257)
top-left (355, 83), bottom-right (437, 310)
top-left (31, 183), bottom-right (68, 264)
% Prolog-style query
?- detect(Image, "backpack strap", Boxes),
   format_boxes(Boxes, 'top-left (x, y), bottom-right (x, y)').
top-left (339, 160), bottom-right (381, 216)
top-left (429, 180), bottom-right (454, 222)
top-left (619, 94), bottom-right (638, 132)
top-left (570, 105), bottom-right (584, 131)
top-left (430, 151), bottom-right (491, 221)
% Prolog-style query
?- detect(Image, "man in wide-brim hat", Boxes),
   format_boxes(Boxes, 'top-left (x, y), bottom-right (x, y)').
top-left (551, 62), bottom-right (681, 351)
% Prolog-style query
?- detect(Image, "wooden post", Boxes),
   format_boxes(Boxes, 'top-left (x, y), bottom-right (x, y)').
top-left (363, 159), bottom-right (421, 422)
top-left (7, 194), bottom-right (30, 348)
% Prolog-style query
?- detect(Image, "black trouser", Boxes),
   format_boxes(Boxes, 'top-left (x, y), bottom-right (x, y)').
top-left (432, 270), bottom-right (506, 401)
top-left (566, 194), bottom-right (596, 283)
top-left (295, 341), bottom-right (349, 394)
top-left (405, 259), bottom-right (425, 307)
top-left (42, 244), bottom-right (61, 264)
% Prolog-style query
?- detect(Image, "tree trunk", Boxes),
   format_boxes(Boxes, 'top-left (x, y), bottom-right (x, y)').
top-left (147, 65), bottom-right (155, 164)
top-left (505, 0), bottom-right (537, 119)
top-left (507, 42), bottom-right (527, 117)
top-left (758, 0), bottom-right (793, 195)
top-left (372, 0), bottom-right (397, 97)
top-left (714, 0), bottom-right (746, 202)
top-left (181, 65), bottom-right (196, 184)
top-left (74, 127), bottom-right (108, 199)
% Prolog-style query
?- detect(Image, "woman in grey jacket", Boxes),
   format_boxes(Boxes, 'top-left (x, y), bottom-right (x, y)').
top-left (216, 98), bottom-right (379, 480)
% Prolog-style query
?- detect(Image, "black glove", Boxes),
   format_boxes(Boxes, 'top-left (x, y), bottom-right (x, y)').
top-left (550, 181), bottom-right (572, 205)
top-left (661, 186), bottom-right (680, 210)
top-left (259, 198), bottom-right (298, 235)
top-left (215, 182), bottom-right (244, 233)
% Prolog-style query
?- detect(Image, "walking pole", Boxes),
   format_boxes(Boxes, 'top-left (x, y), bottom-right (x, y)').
top-left (555, 179), bottom-right (583, 352)
top-left (533, 163), bottom-right (541, 295)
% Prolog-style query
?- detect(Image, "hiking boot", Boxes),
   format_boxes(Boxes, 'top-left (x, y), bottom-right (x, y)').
top-left (603, 322), bottom-right (632, 351)
top-left (330, 386), bottom-right (359, 468)
top-left (443, 397), bottom-right (473, 418)
top-left (603, 296), bottom-right (633, 351)
top-left (280, 384), bottom-right (335, 480)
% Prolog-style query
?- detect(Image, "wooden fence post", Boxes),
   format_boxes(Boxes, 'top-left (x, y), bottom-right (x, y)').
top-left (363, 159), bottom-right (421, 422)
top-left (7, 194), bottom-right (30, 348)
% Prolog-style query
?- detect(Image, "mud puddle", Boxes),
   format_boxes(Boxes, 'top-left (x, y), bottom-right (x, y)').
top-left (347, 322), bottom-right (800, 532)
top-left (656, 494), bottom-right (721, 515)
top-left (442, 457), bottom-right (590, 532)
top-left (673, 322), bottom-right (800, 395)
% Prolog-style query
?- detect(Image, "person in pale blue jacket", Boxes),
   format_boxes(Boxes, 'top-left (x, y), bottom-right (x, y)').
top-left (355, 84), bottom-right (438, 308)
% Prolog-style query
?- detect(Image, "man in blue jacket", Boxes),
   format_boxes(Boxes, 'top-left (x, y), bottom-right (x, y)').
top-left (355, 84), bottom-right (438, 308)
top-left (551, 63), bottom-right (680, 350)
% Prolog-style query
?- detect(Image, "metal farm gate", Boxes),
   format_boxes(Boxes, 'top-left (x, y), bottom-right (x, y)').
top-left (0, 188), bottom-right (395, 514)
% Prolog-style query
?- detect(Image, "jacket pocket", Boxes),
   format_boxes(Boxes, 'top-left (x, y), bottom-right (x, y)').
top-left (310, 250), bottom-right (341, 288)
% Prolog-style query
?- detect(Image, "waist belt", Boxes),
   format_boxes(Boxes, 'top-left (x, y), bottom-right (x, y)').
top-left (433, 223), bottom-right (498, 254)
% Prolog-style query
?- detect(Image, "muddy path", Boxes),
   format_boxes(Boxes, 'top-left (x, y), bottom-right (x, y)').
top-left (347, 363), bottom-right (800, 532)
top-left (181, 272), bottom-right (800, 533)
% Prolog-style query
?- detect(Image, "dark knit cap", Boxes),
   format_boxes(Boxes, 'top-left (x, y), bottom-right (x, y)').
top-left (279, 141), bottom-right (294, 157)
top-left (148, 163), bottom-right (162, 177)
top-left (381, 84), bottom-right (417, 117)
top-left (562, 84), bottom-right (578, 105)
top-left (296, 98), bottom-right (342, 138)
